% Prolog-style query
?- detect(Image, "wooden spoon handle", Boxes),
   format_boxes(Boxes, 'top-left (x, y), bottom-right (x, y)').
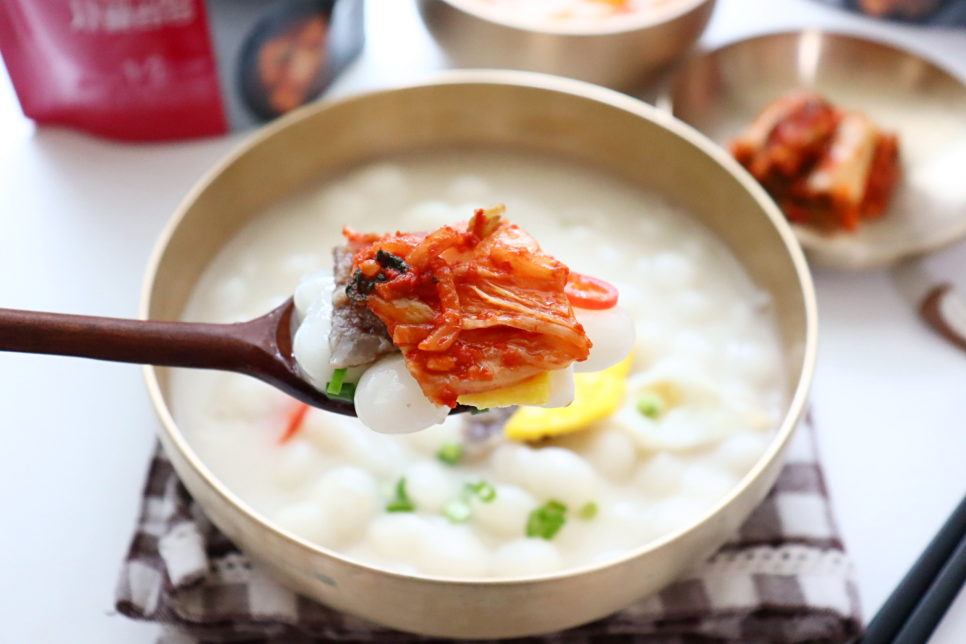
top-left (920, 284), bottom-right (966, 355)
top-left (890, 259), bottom-right (966, 357)
top-left (0, 307), bottom-right (269, 373)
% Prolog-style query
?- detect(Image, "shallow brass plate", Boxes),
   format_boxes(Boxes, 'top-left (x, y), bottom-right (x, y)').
top-left (664, 30), bottom-right (966, 270)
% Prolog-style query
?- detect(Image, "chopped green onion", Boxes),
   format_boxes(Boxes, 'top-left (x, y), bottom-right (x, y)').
top-left (386, 477), bottom-right (415, 512)
top-left (578, 502), bottom-right (598, 521)
top-left (636, 391), bottom-right (665, 419)
top-left (476, 482), bottom-right (496, 503)
top-left (464, 481), bottom-right (496, 503)
top-left (326, 368), bottom-right (348, 396)
top-left (437, 442), bottom-right (462, 465)
top-left (375, 249), bottom-right (409, 273)
top-left (526, 500), bottom-right (568, 540)
top-left (469, 407), bottom-right (490, 415)
top-left (325, 368), bottom-right (355, 402)
top-left (326, 382), bottom-right (355, 403)
top-left (443, 499), bottom-right (472, 523)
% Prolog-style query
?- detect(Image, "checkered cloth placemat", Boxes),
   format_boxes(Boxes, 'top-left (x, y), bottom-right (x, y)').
top-left (116, 419), bottom-right (863, 644)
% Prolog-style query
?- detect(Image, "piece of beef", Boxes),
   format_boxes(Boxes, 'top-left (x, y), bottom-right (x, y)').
top-left (329, 245), bottom-right (397, 369)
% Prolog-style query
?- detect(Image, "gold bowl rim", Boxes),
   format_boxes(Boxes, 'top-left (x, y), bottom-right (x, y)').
top-left (139, 69), bottom-right (818, 586)
top-left (428, 0), bottom-right (712, 36)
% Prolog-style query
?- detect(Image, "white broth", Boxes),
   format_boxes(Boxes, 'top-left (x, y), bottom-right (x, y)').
top-left (170, 150), bottom-right (786, 578)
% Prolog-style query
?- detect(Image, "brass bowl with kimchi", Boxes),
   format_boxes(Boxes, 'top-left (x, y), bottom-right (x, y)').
top-left (141, 71), bottom-right (817, 639)
top-left (662, 31), bottom-right (966, 270)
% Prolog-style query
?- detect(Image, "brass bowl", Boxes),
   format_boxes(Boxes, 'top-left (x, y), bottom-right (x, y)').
top-left (141, 70), bottom-right (817, 639)
top-left (417, 0), bottom-right (715, 91)
top-left (662, 30), bottom-right (966, 270)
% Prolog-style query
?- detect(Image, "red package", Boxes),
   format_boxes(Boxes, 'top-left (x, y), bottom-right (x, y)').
top-left (0, 0), bottom-right (364, 141)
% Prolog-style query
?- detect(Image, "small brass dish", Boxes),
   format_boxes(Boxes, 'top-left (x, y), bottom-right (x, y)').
top-left (663, 30), bottom-right (966, 270)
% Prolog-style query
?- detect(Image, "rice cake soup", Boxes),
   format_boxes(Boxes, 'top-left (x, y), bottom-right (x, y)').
top-left (455, 0), bottom-right (686, 28)
top-left (171, 150), bottom-right (785, 578)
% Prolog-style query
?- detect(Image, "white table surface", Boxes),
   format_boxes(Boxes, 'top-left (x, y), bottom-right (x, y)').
top-left (1, 0), bottom-right (965, 642)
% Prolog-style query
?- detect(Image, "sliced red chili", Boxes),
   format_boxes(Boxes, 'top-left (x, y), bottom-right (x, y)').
top-left (279, 402), bottom-right (311, 444)
top-left (565, 272), bottom-right (619, 310)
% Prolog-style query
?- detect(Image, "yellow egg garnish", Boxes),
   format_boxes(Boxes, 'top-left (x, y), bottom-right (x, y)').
top-left (457, 372), bottom-right (552, 409)
top-left (504, 353), bottom-right (634, 442)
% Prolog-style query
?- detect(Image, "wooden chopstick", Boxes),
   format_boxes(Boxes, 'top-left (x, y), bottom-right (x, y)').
top-left (861, 490), bottom-right (966, 643)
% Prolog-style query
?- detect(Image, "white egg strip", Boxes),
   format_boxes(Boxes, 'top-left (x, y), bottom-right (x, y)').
top-left (541, 365), bottom-right (576, 408)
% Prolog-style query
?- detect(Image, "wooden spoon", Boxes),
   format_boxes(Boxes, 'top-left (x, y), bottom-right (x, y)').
top-left (0, 298), bottom-right (359, 415)
top-left (0, 299), bottom-right (477, 417)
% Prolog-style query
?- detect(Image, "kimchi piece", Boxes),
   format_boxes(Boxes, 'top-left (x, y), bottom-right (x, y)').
top-left (340, 205), bottom-right (592, 408)
top-left (730, 89), bottom-right (901, 231)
